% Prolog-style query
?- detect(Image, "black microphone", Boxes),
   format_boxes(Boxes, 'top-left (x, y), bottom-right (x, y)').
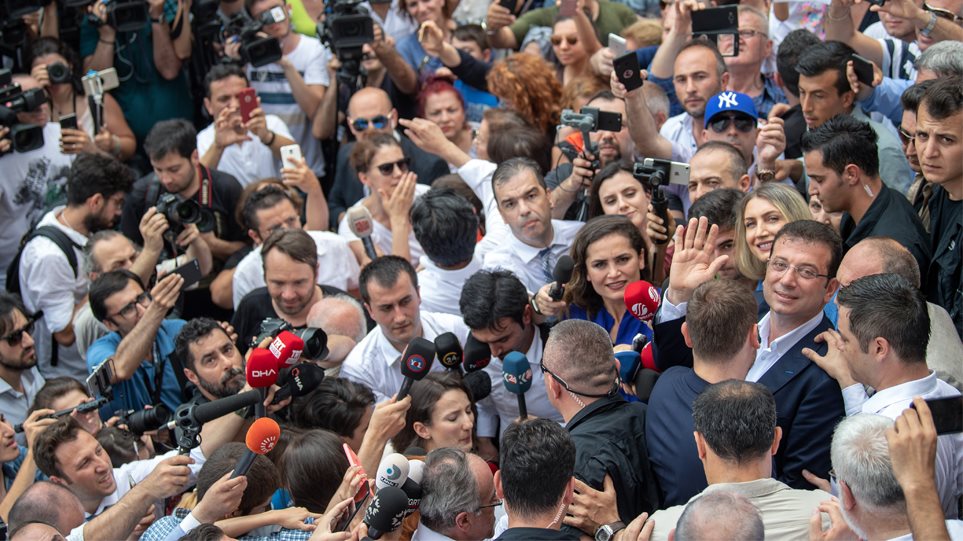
top-left (401, 477), bottom-right (422, 513)
top-left (271, 363), bottom-right (324, 404)
top-left (434, 332), bottom-right (463, 373)
top-left (463, 370), bottom-right (492, 402)
top-left (363, 485), bottom-right (409, 539)
top-left (171, 390), bottom-right (262, 451)
top-left (463, 335), bottom-right (491, 373)
top-left (547, 255), bottom-right (575, 301)
top-left (396, 337), bottom-right (436, 401)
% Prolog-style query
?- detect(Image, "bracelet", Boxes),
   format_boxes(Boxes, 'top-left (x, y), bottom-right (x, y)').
top-left (920, 11), bottom-right (938, 37)
top-left (827, 9), bottom-right (850, 20)
top-left (98, 38), bottom-right (115, 45)
top-left (530, 295), bottom-right (543, 315)
top-left (263, 131), bottom-right (276, 146)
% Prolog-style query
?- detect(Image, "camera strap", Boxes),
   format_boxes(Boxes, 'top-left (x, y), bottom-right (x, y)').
top-left (142, 342), bottom-right (166, 406)
top-left (195, 165), bottom-right (213, 208)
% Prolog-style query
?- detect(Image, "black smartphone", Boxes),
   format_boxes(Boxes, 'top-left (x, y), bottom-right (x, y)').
top-left (336, 491), bottom-right (367, 531)
top-left (613, 51), bottom-right (643, 91)
top-left (581, 107), bottom-right (623, 132)
top-left (171, 258), bottom-right (203, 289)
top-left (59, 113), bottom-right (78, 131)
top-left (692, 5), bottom-right (738, 34)
top-left (913, 396), bottom-right (963, 435)
top-left (498, 0), bottom-right (517, 13)
top-left (851, 54), bottom-right (875, 86)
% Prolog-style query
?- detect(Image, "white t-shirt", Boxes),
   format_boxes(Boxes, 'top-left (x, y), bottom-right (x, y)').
top-left (876, 37), bottom-right (920, 81)
top-left (196, 114), bottom-right (294, 187)
top-left (232, 230), bottom-right (360, 307)
top-left (0, 123), bottom-right (73, 288)
top-left (18, 207), bottom-right (89, 381)
top-left (248, 35), bottom-right (331, 175)
top-left (337, 184), bottom-right (430, 267)
top-left (417, 255), bottom-right (483, 316)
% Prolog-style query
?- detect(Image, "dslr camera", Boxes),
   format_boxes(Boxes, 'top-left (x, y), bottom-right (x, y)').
top-left (254, 318), bottom-right (329, 360)
top-left (155, 193), bottom-right (215, 234)
top-left (0, 69), bottom-right (46, 153)
top-left (116, 404), bottom-right (171, 435)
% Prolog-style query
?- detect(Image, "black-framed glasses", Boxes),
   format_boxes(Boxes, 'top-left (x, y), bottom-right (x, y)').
top-left (1, 314), bottom-right (39, 346)
top-left (767, 258), bottom-right (830, 281)
top-left (709, 114), bottom-right (756, 134)
top-left (898, 125), bottom-right (915, 144)
top-left (539, 360), bottom-right (620, 398)
top-left (924, 2), bottom-right (963, 24)
top-left (351, 114), bottom-right (390, 131)
top-left (375, 158), bottom-right (410, 176)
top-left (110, 292), bottom-right (152, 321)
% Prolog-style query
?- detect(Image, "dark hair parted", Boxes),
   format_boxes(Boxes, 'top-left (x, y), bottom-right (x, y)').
top-left (776, 29), bottom-right (820, 98)
top-left (801, 114), bottom-right (879, 177)
top-left (281, 429), bottom-right (350, 513)
top-left (899, 80), bottom-right (935, 115)
top-left (687, 280), bottom-right (757, 361)
top-left (920, 76), bottom-right (963, 120)
top-left (144, 119), bottom-right (197, 161)
top-left (564, 215), bottom-right (646, 317)
top-left (772, 220), bottom-right (843, 279)
top-left (391, 371), bottom-right (475, 453)
top-left (693, 380), bottom-right (777, 462)
top-left (499, 418), bottom-right (575, 518)
top-left (174, 317), bottom-right (231, 372)
top-left (34, 417), bottom-right (85, 479)
top-left (197, 442), bottom-right (280, 515)
top-left (28, 37), bottom-right (84, 94)
top-left (688, 188), bottom-right (743, 229)
top-left (66, 153), bottom-right (134, 206)
top-left (240, 184), bottom-right (297, 232)
top-left (261, 228), bottom-right (319, 272)
top-left (837, 273), bottom-right (929, 363)
top-left (460, 269), bottom-right (529, 331)
top-left (28, 377), bottom-right (90, 415)
top-left (411, 189), bottom-right (479, 267)
top-left (291, 378), bottom-right (376, 437)
top-left (587, 161), bottom-right (648, 220)
top-left (88, 270), bottom-right (144, 324)
top-left (795, 40), bottom-right (857, 96)
top-left (358, 255), bottom-right (419, 304)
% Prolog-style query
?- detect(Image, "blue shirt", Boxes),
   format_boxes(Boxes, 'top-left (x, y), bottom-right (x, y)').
top-left (87, 319), bottom-right (187, 418)
top-left (2, 445), bottom-right (43, 490)
top-left (397, 34), bottom-right (443, 81)
top-left (568, 304), bottom-right (654, 347)
top-left (455, 80), bottom-right (499, 125)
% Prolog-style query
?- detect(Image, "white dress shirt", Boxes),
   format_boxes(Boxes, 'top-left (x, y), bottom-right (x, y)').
top-left (417, 255), bottom-right (483, 316)
top-left (746, 311), bottom-right (825, 382)
top-left (411, 522), bottom-right (457, 541)
top-left (455, 159), bottom-right (510, 261)
top-left (340, 312), bottom-right (470, 402)
top-left (475, 329), bottom-right (565, 438)
top-left (482, 220), bottom-right (583, 294)
top-left (232, 230), bottom-right (360, 307)
top-left (842, 371), bottom-right (963, 519)
top-left (196, 115), bottom-right (294, 187)
top-left (88, 447), bottom-right (206, 519)
top-left (659, 112), bottom-right (698, 164)
top-left (0, 367), bottom-right (45, 445)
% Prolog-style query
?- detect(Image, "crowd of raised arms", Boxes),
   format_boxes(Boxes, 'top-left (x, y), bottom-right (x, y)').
top-left (0, 0), bottom-right (960, 538)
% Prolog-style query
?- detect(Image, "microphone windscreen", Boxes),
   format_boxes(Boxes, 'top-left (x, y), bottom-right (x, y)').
top-left (407, 459), bottom-right (425, 484)
top-left (552, 255), bottom-right (575, 284)
top-left (640, 341), bottom-right (657, 371)
top-left (433, 332), bottom-right (463, 370)
top-left (502, 351), bottom-right (532, 394)
top-left (376, 453), bottom-right (410, 490)
top-left (288, 363), bottom-right (324, 397)
top-left (400, 337), bottom-right (435, 381)
top-left (615, 350), bottom-right (641, 384)
top-left (245, 417), bottom-right (281, 454)
top-left (246, 349), bottom-right (280, 388)
top-left (463, 370), bottom-right (492, 402)
top-left (463, 335), bottom-right (491, 372)
top-left (624, 280), bottom-right (660, 322)
top-left (346, 206), bottom-right (375, 239)
top-left (270, 331), bottom-right (304, 367)
top-left (187, 390), bottom-right (261, 425)
top-left (364, 486), bottom-right (409, 539)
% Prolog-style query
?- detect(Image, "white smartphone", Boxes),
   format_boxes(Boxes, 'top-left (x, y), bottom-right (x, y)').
top-left (608, 34), bottom-right (627, 57)
top-left (643, 158), bottom-right (691, 186)
top-left (280, 144), bottom-right (303, 168)
top-left (81, 67), bottom-right (119, 96)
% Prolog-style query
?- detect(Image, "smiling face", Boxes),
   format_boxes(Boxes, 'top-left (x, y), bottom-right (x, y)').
top-left (406, 0), bottom-right (445, 25)
top-left (364, 272), bottom-right (423, 350)
top-left (495, 170), bottom-right (553, 248)
top-left (585, 233), bottom-right (643, 307)
top-left (551, 19), bottom-right (587, 67)
top-left (424, 90), bottom-right (467, 141)
top-left (597, 171), bottom-right (649, 232)
top-left (53, 430), bottom-right (116, 501)
top-left (414, 389), bottom-right (474, 452)
top-left (743, 197), bottom-right (788, 262)
top-left (762, 236), bottom-right (837, 326)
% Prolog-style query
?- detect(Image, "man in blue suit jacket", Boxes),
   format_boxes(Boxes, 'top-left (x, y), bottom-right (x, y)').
top-left (652, 218), bottom-right (845, 490)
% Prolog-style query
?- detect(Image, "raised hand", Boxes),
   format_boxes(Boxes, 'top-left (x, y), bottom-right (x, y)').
top-left (486, 1), bottom-right (516, 33)
top-left (418, 21), bottom-right (446, 57)
top-left (665, 217), bottom-right (728, 304)
top-left (381, 171), bottom-right (418, 228)
top-left (140, 454), bottom-right (194, 499)
top-left (192, 472), bottom-right (247, 523)
top-left (214, 105), bottom-right (250, 149)
top-left (60, 128), bottom-right (97, 155)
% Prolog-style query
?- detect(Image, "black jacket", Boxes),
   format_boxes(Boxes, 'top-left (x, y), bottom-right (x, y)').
top-left (495, 528), bottom-right (580, 541)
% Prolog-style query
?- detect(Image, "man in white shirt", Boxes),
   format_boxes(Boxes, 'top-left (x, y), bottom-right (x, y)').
top-left (0, 293), bottom-right (45, 444)
top-left (17, 153), bottom-right (133, 382)
top-left (413, 448), bottom-right (498, 541)
top-left (341, 256), bottom-right (469, 402)
top-left (197, 63), bottom-right (296, 186)
top-left (459, 269), bottom-right (565, 459)
top-left (804, 273), bottom-right (962, 518)
top-left (482, 158), bottom-right (582, 294)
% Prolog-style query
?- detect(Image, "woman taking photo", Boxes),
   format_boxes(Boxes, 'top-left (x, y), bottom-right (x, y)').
top-left (391, 371), bottom-right (475, 454)
top-left (550, 17), bottom-right (595, 86)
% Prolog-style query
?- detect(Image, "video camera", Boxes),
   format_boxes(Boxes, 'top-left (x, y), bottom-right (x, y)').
top-left (82, 0), bottom-right (151, 34)
top-left (13, 396), bottom-right (108, 433)
top-left (253, 318), bottom-right (329, 360)
top-left (221, 8), bottom-right (285, 67)
top-left (317, 0), bottom-right (374, 86)
top-left (155, 193), bottom-right (216, 235)
top-left (0, 69), bottom-right (46, 153)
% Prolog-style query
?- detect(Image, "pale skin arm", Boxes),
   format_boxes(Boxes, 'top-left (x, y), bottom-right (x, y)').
top-left (279, 56), bottom-right (326, 119)
top-left (312, 57), bottom-right (341, 141)
top-left (83, 2), bottom-right (117, 72)
top-left (148, 0), bottom-right (185, 80)
top-left (612, 70), bottom-right (674, 160)
top-left (209, 268), bottom-right (237, 310)
top-left (824, 0), bottom-right (884, 67)
top-left (649, 1), bottom-right (693, 79)
top-left (485, 3), bottom-right (519, 50)
top-left (371, 33), bottom-right (419, 96)
top-left (357, 396), bottom-right (411, 478)
top-left (215, 507), bottom-right (323, 536)
top-left (573, 1), bottom-right (603, 57)
top-left (0, 411), bottom-right (57, 522)
top-left (95, 94), bottom-right (137, 160)
top-left (382, 173), bottom-right (417, 263)
top-left (281, 156), bottom-right (330, 230)
top-left (171, 0), bottom-right (193, 60)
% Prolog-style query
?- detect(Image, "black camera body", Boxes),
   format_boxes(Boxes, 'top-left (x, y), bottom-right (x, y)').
top-left (47, 62), bottom-right (72, 84)
top-left (317, 0), bottom-right (374, 85)
top-left (0, 69), bottom-right (46, 153)
top-left (254, 318), bottom-right (329, 360)
top-left (85, 0), bottom-right (150, 33)
top-left (155, 193), bottom-right (216, 234)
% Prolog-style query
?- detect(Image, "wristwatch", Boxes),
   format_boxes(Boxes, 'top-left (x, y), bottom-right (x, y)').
top-left (595, 521), bottom-right (626, 541)
top-left (920, 11), bottom-right (938, 37)
top-left (756, 169), bottom-right (776, 183)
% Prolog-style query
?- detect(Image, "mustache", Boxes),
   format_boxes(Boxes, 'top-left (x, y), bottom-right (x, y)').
top-left (221, 367), bottom-right (244, 384)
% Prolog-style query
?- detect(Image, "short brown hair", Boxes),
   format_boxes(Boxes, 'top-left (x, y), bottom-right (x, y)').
top-left (34, 417), bottom-right (85, 479)
top-left (197, 442), bottom-right (280, 515)
top-left (687, 280), bottom-right (757, 361)
top-left (261, 228), bottom-right (318, 271)
top-left (281, 429), bottom-right (349, 513)
top-left (622, 18), bottom-right (662, 48)
top-left (349, 132), bottom-right (401, 174)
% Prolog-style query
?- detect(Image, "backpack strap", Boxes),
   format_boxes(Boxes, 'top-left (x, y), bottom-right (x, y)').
top-left (25, 226), bottom-right (81, 367)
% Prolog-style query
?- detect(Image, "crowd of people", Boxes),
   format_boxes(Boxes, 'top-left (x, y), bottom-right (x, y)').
top-left (0, 0), bottom-right (960, 538)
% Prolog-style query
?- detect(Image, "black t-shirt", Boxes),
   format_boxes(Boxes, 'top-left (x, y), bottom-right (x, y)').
top-left (231, 285), bottom-right (347, 355)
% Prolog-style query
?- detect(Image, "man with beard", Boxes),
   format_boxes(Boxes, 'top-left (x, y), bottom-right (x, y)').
top-left (174, 318), bottom-right (246, 402)
top-left (0, 293), bottom-right (45, 443)
top-left (16, 153), bottom-right (133, 382)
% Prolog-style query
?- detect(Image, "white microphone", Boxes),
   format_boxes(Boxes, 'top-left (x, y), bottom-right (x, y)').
top-left (347, 206), bottom-right (378, 261)
top-left (376, 453), bottom-right (410, 490)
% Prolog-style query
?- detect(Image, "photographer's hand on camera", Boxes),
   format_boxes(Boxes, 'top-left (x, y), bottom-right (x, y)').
top-left (0, 126), bottom-right (11, 155)
top-left (140, 454), bottom-right (194, 499)
top-left (88, 1), bottom-right (116, 40)
top-left (645, 202), bottom-right (674, 245)
top-left (60, 128), bottom-right (98, 156)
top-left (29, 64), bottom-right (50, 88)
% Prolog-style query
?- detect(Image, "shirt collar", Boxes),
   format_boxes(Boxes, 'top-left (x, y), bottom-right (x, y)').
top-left (864, 371), bottom-right (939, 413)
top-left (509, 224), bottom-right (558, 264)
top-left (375, 326), bottom-right (407, 368)
top-left (757, 310), bottom-right (825, 354)
top-left (418, 254), bottom-right (483, 280)
top-left (703, 478), bottom-right (791, 499)
top-left (413, 522), bottom-right (457, 541)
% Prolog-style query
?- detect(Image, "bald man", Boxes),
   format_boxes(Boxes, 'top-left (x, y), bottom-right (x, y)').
top-left (305, 293), bottom-right (369, 375)
top-left (836, 237), bottom-right (963, 392)
top-left (327, 88), bottom-right (449, 228)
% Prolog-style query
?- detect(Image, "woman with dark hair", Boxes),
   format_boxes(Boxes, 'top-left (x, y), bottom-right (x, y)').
top-left (418, 79), bottom-right (474, 169)
top-left (28, 37), bottom-right (136, 161)
top-left (281, 429), bottom-right (350, 514)
top-left (291, 378), bottom-right (376, 452)
top-left (551, 17), bottom-right (594, 86)
top-left (391, 371), bottom-right (474, 454)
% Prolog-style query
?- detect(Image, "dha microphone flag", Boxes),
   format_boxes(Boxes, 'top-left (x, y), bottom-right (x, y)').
top-left (548, 255), bottom-right (575, 301)
top-left (364, 486), bottom-right (409, 539)
top-left (376, 453), bottom-right (410, 490)
top-left (232, 417), bottom-right (281, 478)
top-left (347, 206), bottom-right (378, 261)
top-left (268, 330), bottom-right (304, 367)
top-left (502, 351), bottom-right (533, 419)
top-left (246, 349), bottom-right (280, 388)
top-left (397, 337), bottom-right (435, 401)
top-left (463, 335), bottom-right (491, 373)
top-left (434, 333), bottom-right (463, 372)
top-left (624, 280), bottom-right (660, 322)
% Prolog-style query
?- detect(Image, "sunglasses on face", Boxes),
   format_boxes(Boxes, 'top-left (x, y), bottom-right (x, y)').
top-left (709, 114), bottom-right (756, 134)
top-left (374, 157), bottom-right (411, 175)
top-left (550, 35), bottom-right (578, 46)
top-left (924, 2), bottom-right (963, 24)
top-left (898, 125), bottom-right (915, 144)
top-left (1, 317), bottom-right (37, 347)
top-left (351, 114), bottom-right (390, 131)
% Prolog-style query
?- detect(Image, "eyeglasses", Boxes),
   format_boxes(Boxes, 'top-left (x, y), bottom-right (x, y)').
top-left (1, 314), bottom-right (39, 346)
top-left (361, 52), bottom-right (376, 61)
top-left (898, 125), bottom-right (915, 144)
top-left (737, 28), bottom-right (767, 39)
top-left (479, 499), bottom-right (503, 509)
top-left (924, 2), bottom-right (963, 24)
top-left (767, 258), bottom-right (830, 281)
top-left (550, 35), bottom-right (578, 46)
top-left (709, 114), bottom-right (756, 134)
top-left (351, 114), bottom-right (390, 131)
top-left (374, 158), bottom-right (410, 176)
top-left (539, 360), bottom-right (620, 398)
top-left (110, 292), bottom-right (152, 321)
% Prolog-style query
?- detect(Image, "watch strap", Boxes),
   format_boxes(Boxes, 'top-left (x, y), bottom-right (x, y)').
top-left (921, 11), bottom-right (938, 37)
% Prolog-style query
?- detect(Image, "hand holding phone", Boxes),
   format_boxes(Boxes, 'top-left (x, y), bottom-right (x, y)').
top-left (559, 0), bottom-right (578, 17)
top-left (613, 51), bottom-right (644, 91)
top-left (851, 54), bottom-right (876, 87)
top-left (238, 88), bottom-right (258, 124)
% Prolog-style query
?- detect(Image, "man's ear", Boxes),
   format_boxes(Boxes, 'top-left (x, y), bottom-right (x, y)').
top-left (720, 71), bottom-right (730, 90)
top-left (840, 480), bottom-right (857, 511)
top-left (771, 426), bottom-right (783, 455)
top-left (748, 323), bottom-right (760, 350)
top-left (522, 303), bottom-right (533, 327)
top-left (183, 368), bottom-right (200, 387)
top-left (739, 174), bottom-right (751, 192)
top-left (247, 229), bottom-right (261, 245)
top-left (843, 164), bottom-right (861, 186)
top-left (562, 476), bottom-right (576, 506)
top-left (49, 475), bottom-right (68, 486)
top-left (454, 511), bottom-right (472, 532)
top-left (494, 470), bottom-right (503, 499)
top-left (693, 431), bottom-right (707, 460)
top-left (681, 322), bottom-right (693, 348)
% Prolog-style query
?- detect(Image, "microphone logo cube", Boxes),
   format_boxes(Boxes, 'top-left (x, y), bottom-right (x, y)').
top-left (355, 219), bottom-right (372, 235)
top-left (406, 355), bottom-right (428, 374)
top-left (270, 337), bottom-right (302, 364)
top-left (257, 434), bottom-right (279, 453)
top-left (631, 302), bottom-right (651, 319)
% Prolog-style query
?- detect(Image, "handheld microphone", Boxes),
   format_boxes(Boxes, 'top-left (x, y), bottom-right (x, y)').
top-left (375, 452), bottom-right (410, 490)
top-left (407, 459), bottom-right (425, 484)
top-left (401, 476), bottom-right (422, 513)
top-left (271, 363), bottom-right (324, 404)
top-left (232, 417), bottom-right (281, 479)
top-left (547, 255), bottom-right (575, 301)
top-left (347, 206), bottom-right (378, 261)
top-left (502, 351), bottom-right (533, 419)
top-left (463, 370), bottom-right (492, 402)
top-left (246, 348), bottom-right (280, 388)
top-left (463, 335), bottom-right (491, 373)
top-left (640, 341), bottom-right (656, 371)
top-left (433, 332), bottom-right (463, 373)
top-left (364, 486), bottom-right (409, 539)
top-left (396, 337), bottom-right (435, 401)
top-left (615, 350), bottom-right (641, 384)
top-left (267, 330), bottom-right (304, 368)
top-left (624, 280), bottom-right (660, 322)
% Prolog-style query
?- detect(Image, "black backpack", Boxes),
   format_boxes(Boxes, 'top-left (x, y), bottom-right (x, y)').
top-left (5, 226), bottom-right (80, 294)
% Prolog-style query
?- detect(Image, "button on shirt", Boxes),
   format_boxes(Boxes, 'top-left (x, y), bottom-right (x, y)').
top-left (340, 312), bottom-right (471, 403)
top-left (0, 367), bottom-right (45, 445)
top-left (196, 115), bottom-right (294, 186)
top-left (841, 371), bottom-right (963, 518)
top-left (417, 255), bottom-right (483, 316)
top-left (482, 220), bottom-right (583, 294)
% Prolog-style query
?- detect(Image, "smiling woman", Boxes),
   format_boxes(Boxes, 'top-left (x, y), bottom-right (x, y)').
top-left (734, 183), bottom-right (811, 281)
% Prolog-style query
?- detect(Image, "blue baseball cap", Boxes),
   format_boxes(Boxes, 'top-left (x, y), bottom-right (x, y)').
top-left (704, 91), bottom-right (759, 128)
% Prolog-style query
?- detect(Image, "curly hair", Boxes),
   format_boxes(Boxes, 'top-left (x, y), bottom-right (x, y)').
top-left (487, 53), bottom-right (562, 136)
top-left (560, 74), bottom-right (609, 112)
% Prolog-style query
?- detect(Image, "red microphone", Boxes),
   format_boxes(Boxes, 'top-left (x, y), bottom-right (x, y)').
top-left (268, 331), bottom-right (304, 368)
top-left (624, 280), bottom-right (660, 322)
top-left (231, 417), bottom-right (281, 478)
top-left (640, 341), bottom-right (657, 371)
top-left (246, 349), bottom-right (280, 388)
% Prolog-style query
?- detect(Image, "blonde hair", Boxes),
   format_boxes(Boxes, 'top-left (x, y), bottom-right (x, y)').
top-left (622, 18), bottom-right (663, 48)
top-left (734, 184), bottom-right (810, 280)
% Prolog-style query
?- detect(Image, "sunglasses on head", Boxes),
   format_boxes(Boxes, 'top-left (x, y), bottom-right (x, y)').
top-left (709, 114), bottom-right (756, 134)
top-left (924, 2), bottom-right (963, 24)
top-left (1, 314), bottom-right (39, 347)
top-left (375, 157), bottom-right (411, 175)
top-left (351, 114), bottom-right (390, 131)
top-left (550, 35), bottom-right (578, 46)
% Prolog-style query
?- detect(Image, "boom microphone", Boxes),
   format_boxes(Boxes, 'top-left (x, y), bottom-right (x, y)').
top-left (376, 452), bottom-right (410, 490)
top-left (434, 332), bottom-right (463, 373)
top-left (397, 337), bottom-right (436, 401)
top-left (624, 280), bottom-right (660, 322)
top-left (463, 335), bottom-right (491, 373)
top-left (364, 486), bottom-right (409, 539)
top-left (232, 417), bottom-right (281, 479)
top-left (502, 351), bottom-right (533, 419)
top-left (347, 206), bottom-right (378, 261)
top-left (547, 255), bottom-right (575, 301)
top-left (271, 363), bottom-right (324, 404)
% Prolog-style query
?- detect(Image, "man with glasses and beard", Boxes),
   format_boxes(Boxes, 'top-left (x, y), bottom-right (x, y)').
top-left (0, 293), bottom-right (45, 444)
top-left (174, 318), bottom-right (247, 402)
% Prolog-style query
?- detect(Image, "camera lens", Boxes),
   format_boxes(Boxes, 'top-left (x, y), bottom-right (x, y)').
top-left (126, 405), bottom-right (171, 435)
top-left (47, 62), bottom-right (71, 84)
top-left (174, 200), bottom-right (202, 224)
